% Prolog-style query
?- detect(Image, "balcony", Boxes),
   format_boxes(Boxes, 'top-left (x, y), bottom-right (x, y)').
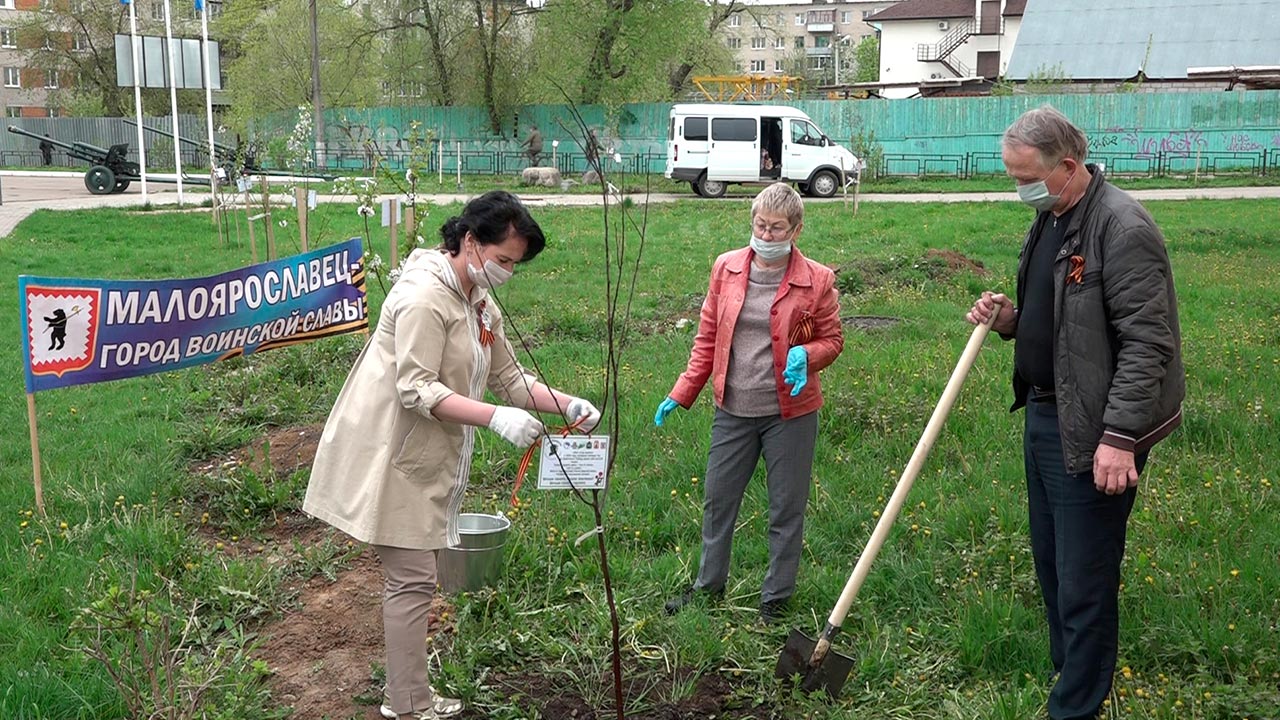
top-left (806, 9), bottom-right (834, 33)
top-left (806, 46), bottom-right (833, 57)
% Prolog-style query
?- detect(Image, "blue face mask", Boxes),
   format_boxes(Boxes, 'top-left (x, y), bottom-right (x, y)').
top-left (749, 233), bottom-right (792, 261)
top-left (1016, 160), bottom-right (1072, 212)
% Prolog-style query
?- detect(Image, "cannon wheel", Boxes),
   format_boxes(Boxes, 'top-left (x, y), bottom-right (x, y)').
top-left (85, 165), bottom-right (116, 195)
top-left (113, 179), bottom-right (131, 193)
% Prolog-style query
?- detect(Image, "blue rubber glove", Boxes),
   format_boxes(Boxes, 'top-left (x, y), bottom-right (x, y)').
top-left (783, 346), bottom-right (808, 397)
top-left (654, 397), bottom-right (679, 426)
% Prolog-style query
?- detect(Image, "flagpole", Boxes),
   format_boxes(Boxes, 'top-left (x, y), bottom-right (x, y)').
top-left (200, 0), bottom-right (216, 202)
top-left (162, 0), bottom-right (183, 204)
top-left (26, 393), bottom-right (45, 516)
top-left (126, 0), bottom-right (148, 201)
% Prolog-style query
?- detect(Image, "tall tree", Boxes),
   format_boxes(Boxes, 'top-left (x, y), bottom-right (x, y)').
top-left (852, 34), bottom-right (880, 83)
top-left (219, 0), bottom-right (380, 129)
top-left (666, 0), bottom-right (741, 97)
top-left (360, 0), bottom-right (466, 106)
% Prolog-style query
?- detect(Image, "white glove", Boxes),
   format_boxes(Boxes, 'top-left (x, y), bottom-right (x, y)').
top-left (565, 397), bottom-right (601, 433)
top-left (488, 406), bottom-right (543, 448)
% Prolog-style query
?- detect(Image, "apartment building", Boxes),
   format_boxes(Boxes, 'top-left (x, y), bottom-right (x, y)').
top-left (718, 0), bottom-right (892, 86)
top-left (1, 0), bottom-right (219, 118)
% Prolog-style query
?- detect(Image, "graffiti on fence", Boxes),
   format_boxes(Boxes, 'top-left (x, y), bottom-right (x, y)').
top-left (1123, 129), bottom-right (1207, 158)
top-left (1088, 134), bottom-right (1121, 150)
top-left (1226, 133), bottom-right (1264, 152)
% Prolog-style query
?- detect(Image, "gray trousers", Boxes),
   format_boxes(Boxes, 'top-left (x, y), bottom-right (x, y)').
top-left (373, 544), bottom-right (440, 716)
top-left (694, 408), bottom-right (818, 603)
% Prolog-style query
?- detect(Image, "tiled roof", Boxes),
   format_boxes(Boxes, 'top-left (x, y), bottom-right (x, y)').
top-left (866, 0), bottom-right (983, 22)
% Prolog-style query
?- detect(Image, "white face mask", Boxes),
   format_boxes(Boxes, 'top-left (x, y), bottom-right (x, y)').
top-left (465, 242), bottom-right (514, 288)
top-left (749, 233), bottom-right (792, 261)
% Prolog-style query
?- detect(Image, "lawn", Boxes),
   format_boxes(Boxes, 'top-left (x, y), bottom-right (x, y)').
top-left (0, 194), bottom-right (1276, 719)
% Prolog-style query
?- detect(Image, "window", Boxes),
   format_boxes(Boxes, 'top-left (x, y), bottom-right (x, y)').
top-left (44, 69), bottom-right (58, 88)
top-left (751, 36), bottom-right (765, 50)
top-left (4, 67), bottom-right (19, 88)
top-left (150, 1), bottom-right (164, 20)
top-left (72, 33), bottom-right (88, 51)
top-left (775, 13), bottom-right (783, 26)
top-left (42, 36), bottom-right (52, 50)
top-left (795, 13), bottom-right (804, 26)
top-left (0, 0), bottom-right (13, 9)
top-left (814, 35), bottom-right (830, 48)
top-left (711, 117), bottom-right (756, 142)
top-left (774, 37), bottom-right (785, 49)
top-left (726, 37), bottom-right (741, 49)
top-left (775, 59), bottom-right (784, 72)
top-left (841, 11), bottom-right (852, 23)
top-left (791, 120), bottom-right (822, 146)
top-left (70, 0), bottom-right (84, 11)
top-left (0, 28), bottom-right (13, 48)
top-left (728, 14), bottom-right (740, 27)
top-left (6, 106), bottom-right (20, 118)
top-left (794, 36), bottom-right (804, 49)
top-left (684, 117), bottom-right (707, 141)
top-left (807, 56), bottom-right (829, 70)
top-left (862, 9), bottom-right (875, 19)
top-left (757, 14), bottom-right (769, 27)
top-left (750, 59), bottom-right (765, 72)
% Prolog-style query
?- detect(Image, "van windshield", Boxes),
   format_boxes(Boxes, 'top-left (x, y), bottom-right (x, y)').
top-left (791, 119), bottom-right (823, 146)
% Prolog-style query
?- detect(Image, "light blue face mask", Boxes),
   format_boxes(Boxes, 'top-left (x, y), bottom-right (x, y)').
top-left (1016, 160), bottom-right (1070, 212)
top-left (749, 233), bottom-right (792, 260)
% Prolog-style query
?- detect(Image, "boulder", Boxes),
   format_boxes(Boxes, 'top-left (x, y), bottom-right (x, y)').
top-left (520, 166), bottom-right (562, 188)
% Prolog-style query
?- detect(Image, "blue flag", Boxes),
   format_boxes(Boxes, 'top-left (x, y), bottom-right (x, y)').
top-left (195, 0), bottom-right (203, 10)
top-left (120, 0), bottom-right (129, 4)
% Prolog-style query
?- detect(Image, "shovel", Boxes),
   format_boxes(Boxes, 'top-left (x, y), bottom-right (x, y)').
top-left (775, 314), bottom-right (996, 698)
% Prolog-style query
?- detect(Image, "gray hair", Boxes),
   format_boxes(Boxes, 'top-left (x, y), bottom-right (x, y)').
top-left (751, 182), bottom-right (804, 227)
top-left (1002, 105), bottom-right (1088, 170)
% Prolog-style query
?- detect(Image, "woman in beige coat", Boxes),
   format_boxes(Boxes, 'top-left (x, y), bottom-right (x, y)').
top-left (304, 191), bottom-right (600, 720)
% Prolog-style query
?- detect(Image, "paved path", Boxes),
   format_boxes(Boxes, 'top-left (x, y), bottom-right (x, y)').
top-left (3, 172), bottom-right (1278, 239)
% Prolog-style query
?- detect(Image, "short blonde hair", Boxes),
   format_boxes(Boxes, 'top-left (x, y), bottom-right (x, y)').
top-left (751, 182), bottom-right (804, 228)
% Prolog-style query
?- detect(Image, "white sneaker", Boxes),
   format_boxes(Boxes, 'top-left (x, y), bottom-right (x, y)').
top-left (379, 691), bottom-right (463, 719)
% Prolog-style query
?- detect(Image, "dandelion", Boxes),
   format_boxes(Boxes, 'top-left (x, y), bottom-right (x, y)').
top-left (278, 219), bottom-right (288, 228)
top-left (1230, 568), bottom-right (1240, 577)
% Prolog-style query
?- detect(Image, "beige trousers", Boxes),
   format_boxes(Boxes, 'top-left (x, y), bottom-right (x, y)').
top-left (373, 544), bottom-right (439, 716)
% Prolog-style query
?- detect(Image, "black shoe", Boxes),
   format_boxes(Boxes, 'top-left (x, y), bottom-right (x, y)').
top-left (758, 598), bottom-right (790, 624)
top-left (664, 586), bottom-right (722, 615)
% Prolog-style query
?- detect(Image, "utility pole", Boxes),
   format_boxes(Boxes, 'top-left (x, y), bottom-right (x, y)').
top-left (309, 0), bottom-right (326, 168)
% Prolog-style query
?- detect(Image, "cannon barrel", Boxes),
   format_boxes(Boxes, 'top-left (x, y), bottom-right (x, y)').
top-left (122, 118), bottom-right (235, 157)
top-left (8, 125), bottom-right (82, 153)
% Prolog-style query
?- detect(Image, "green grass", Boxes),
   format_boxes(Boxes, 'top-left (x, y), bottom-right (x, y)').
top-left (1, 196), bottom-right (1277, 719)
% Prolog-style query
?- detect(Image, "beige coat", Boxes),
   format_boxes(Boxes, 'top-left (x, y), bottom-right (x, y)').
top-left (303, 249), bottom-right (535, 550)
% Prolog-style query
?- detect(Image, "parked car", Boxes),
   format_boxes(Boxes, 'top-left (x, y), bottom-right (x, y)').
top-left (664, 103), bottom-right (859, 198)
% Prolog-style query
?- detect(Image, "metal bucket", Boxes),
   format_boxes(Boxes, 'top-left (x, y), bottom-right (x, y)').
top-left (438, 513), bottom-right (511, 593)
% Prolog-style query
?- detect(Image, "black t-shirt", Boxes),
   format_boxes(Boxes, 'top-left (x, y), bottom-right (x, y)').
top-left (1014, 207), bottom-right (1076, 390)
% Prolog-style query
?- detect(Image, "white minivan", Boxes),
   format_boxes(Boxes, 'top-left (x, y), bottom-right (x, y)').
top-left (664, 103), bottom-right (859, 198)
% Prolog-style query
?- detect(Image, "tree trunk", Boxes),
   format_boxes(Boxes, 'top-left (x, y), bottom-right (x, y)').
top-left (668, 1), bottom-right (739, 98)
top-left (420, 1), bottom-right (454, 104)
top-left (578, 0), bottom-right (632, 105)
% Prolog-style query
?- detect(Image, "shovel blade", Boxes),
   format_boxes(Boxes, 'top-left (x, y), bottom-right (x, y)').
top-left (774, 628), bottom-right (856, 699)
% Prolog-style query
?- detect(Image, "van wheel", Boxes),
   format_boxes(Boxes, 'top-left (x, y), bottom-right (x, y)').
top-left (808, 170), bottom-right (838, 198)
top-left (697, 175), bottom-right (727, 198)
top-left (690, 181), bottom-right (704, 197)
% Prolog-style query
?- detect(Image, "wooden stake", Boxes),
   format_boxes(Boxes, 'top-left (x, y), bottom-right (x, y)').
top-left (388, 198), bottom-right (399, 272)
top-left (27, 393), bottom-right (45, 516)
top-left (295, 186), bottom-right (309, 251)
top-left (243, 189), bottom-right (259, 263)
top-left (261, 175), bottom-right (276, 260)
top-left (405, 205), bottom-right (416, 244)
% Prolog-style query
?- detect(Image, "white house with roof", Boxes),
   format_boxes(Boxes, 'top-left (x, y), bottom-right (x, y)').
top-left (863, 0), bottom-right (1025, 98)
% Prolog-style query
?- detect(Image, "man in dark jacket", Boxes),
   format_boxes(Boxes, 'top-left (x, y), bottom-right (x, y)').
top-left (966, 105), bottom-right (1184, 720)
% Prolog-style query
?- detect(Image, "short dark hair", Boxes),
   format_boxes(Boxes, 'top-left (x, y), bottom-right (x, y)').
top-left (439, 190), bottom-right (546, 262)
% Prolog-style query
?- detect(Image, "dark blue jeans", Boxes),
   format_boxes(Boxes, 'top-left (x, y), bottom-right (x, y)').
top-left (1024, 398), bottom-right (1147, 720)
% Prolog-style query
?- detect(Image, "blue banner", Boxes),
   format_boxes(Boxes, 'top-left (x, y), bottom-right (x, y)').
top-left (20, 239), bottom-right (368, 393)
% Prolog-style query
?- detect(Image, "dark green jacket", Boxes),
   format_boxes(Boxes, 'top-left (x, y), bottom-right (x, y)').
top-left (1010, 165), bottom-right (1184, 474)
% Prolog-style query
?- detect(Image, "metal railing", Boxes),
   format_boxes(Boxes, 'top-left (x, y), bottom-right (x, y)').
top-left (916, 19), bottom-right (975, 62)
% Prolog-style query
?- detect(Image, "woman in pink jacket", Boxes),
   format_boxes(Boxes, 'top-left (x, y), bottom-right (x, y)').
top-left (655, 182), bottom-right (844, 623)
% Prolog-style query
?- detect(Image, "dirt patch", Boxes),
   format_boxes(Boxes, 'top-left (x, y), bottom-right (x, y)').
top-left (923, 248), bottom-right (988, 277)
top-left (842, 315), bottom-right (902, 330)
top-left (254, 546), bottom-right (459, 720)
top-left (488, 669), bottom-right (772, 720)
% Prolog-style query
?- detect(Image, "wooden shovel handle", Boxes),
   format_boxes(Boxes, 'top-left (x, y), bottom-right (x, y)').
top-left (825, 314), bottom-right (996, 628)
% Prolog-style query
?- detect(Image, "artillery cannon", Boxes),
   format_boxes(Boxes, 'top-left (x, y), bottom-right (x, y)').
top-left (7, 125), bottom-right (141, 194)
top-left (123, 119), bottom-right (334, 181)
